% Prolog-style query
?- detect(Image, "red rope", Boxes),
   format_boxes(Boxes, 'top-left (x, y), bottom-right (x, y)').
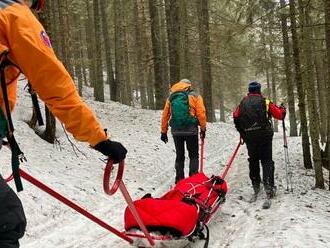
top-left (103, 160), bottom-right (155, 247)
top-left (221, 139), bottom-right (243, 179)
top-left (5, 174), bottom-right (13, 182)
top-left (103, 160), bottom-right (124, 195)
top-left (19, 169), bottom-right (133, 244)
top-left (199, 138), bottom-right (205, 173)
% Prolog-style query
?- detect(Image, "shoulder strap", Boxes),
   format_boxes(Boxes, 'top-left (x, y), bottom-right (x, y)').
top-left (0, 52), bottom-right (25, 192)
top-left (169, 90), bottom-right (188, 101)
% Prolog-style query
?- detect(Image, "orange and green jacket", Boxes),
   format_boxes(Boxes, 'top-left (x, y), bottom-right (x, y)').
top-left (161, 81), bottom-right (207, 134)
top-left (0, 1), bottom-right (107, 146)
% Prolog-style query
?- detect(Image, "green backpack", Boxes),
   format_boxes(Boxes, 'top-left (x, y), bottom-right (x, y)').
top-left (169, 91), bottom-right (198, 129)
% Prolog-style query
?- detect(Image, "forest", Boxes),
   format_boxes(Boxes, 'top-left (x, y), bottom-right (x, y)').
top-left (35, 0), bottom-right (330, 189)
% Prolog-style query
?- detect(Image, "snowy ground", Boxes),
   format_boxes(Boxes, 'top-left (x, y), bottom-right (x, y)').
top-left (1, 83), bottom-right (330, 248)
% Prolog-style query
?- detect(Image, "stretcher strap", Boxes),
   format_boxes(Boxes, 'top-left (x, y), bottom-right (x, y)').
top-left (0, 55), bottom-right (24, 192)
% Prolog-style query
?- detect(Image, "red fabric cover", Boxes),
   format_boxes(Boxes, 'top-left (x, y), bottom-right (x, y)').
top-left (162, 173), bottom-right (228, 207)
top-left (124, 172), bottom-right (227, 236)
top-left (124, 199), bottom-right (198, 236)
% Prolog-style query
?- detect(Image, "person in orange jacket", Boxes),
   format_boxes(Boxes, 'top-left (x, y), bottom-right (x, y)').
top-left (0, 1), bottom-right (127, 247)
top-left (161, 79), bottom-right (207, 184)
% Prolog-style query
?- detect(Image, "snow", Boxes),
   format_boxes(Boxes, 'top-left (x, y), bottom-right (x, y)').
top-left (1, 82), bottom-right (330, 248)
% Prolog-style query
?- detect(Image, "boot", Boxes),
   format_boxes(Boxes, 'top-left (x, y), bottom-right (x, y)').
top-left (265, 186), bottom-right (277, 199)
top-left (253, 184), bottom-right (260, 195)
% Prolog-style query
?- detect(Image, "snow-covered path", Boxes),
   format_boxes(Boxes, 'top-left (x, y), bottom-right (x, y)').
top-left (1, 84), bottom-right (329, 248)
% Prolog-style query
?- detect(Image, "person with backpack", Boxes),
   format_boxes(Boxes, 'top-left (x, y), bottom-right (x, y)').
top-left (161, 79), bottom-right (207, 184)
top-left (0, 1), bottom-right (127, 247)
top-left (233, 81), bottom-right (286, 199)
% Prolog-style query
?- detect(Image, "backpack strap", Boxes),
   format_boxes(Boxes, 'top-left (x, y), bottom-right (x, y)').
top-left (0, 51), bottom-right (25, 192)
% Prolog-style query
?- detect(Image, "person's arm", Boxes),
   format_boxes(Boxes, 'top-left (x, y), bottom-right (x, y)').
top-left (233, 105), bottom-right (240, 119)
top-left (269, 102), bottom-right (286, 120)
top-left (233, 105), bottom-right (241, 132)
top-left (3, 4), bottom-right (107, 146)
top-left (194, 95), bottom-right (207, 130)
top-left (161, 99), bottom-right (171, 133)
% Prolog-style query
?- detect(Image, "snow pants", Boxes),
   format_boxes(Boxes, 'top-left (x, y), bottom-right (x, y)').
top-left (0, 175), bottom-right (26, 248)
top-left (245, 137), bottom-right (275, 190)
top-left (173, 135), bottom-right (199, 184)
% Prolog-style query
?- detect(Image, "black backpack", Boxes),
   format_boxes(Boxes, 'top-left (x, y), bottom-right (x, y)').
top-left (238, 95), bottom-right (271, 133)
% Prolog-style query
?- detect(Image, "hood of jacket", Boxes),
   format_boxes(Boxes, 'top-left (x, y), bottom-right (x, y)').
top-left (170, 81), bottom-right (191, 93)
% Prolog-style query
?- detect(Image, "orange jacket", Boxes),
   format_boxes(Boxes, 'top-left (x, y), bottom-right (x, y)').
top-left (0, 2), bottom-right (107, 146)
top-left (161, 81), bottom-right (207, 133)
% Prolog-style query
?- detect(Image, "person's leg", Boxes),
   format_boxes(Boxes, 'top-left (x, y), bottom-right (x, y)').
top-left (185, 135), bottom-right (199, 176)
top-left (0, 175), bottom-right (26, 248)
top-left (173, 136), bottom-right (185, 183)
top-left (246, 141), bottom-right (261, 193)
top-left (259, 138), bottom-right (275, 197)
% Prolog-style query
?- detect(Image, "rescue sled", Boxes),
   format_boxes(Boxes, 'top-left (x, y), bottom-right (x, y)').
top-left (103, 139), bottom-right (243, 247)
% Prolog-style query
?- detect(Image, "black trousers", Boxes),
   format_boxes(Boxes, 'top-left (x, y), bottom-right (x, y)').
top-left (245, 137), bottom-right (275, 190)
top-left (173, 135), bottom-right (199, 183)
top-left (0, 175), bottom-right (26, 248)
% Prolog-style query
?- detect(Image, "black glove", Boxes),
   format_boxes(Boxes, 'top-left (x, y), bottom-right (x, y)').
top-left (200, 129), bottom-right (206, 140)
top-left (94, 140), bottom-right (127, 164)
top-left (161, 133), bottom-right (168, 144)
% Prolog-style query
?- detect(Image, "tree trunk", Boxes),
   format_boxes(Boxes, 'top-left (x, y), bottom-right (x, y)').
top-left (313, 27), bottom-right (327, 143)
top-left (93, 0), bottom-right (104, 102)
top-left (269, 39), bottom-right (278, 132)
top-left (219, 89), bottom-right (226, 122)
top-left (324, 0), bottom-right (330, 190)
top-left (289, 0), bottom-right (312, 169)
top-left (114, 0), bottom-right (124, 102)
top-left (178, 0), bottom-right (190, 79)
top-left (165, 0), bottom-right (180, 84)
top-left (149, 0), bottom-right (167, 109)
top-left (134, 0), bottom-right (148, 108)
top-left (280, 0), bottom-right (298, 136)
top-left (72, 13), bottom-right (83, 96)
top-left (85, 0), bottom-right (95, 87)
top-left (122, 0), bottom-right (132, 105)
top-left (42, 106), bottom-right (56, 144)
top-left (300, 1), bottom-right (324, 188)
top-left (100, 0), bottom-right (117, 102)
top-left (197, 0), bottom-right (215, 122)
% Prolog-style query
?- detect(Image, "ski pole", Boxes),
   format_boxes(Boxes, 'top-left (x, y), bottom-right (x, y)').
top-left (282, 119), bottom-right (293, 192)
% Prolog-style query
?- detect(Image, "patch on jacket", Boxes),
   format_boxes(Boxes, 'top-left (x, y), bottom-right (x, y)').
top-left (40, 30), bottom-right (52, 48)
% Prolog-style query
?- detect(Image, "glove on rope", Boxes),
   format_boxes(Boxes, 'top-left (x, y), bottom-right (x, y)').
top-left (161, 133), bottom-right (168, 144)
top-left (94, 140), bottom-right (127, 164)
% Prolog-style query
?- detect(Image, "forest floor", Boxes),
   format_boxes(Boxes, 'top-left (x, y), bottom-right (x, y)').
top-left (1, 83), bottom-right (329, 248)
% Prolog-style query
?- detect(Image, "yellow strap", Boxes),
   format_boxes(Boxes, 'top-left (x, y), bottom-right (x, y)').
top-left (266, 99), bottom-right (270, 112)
